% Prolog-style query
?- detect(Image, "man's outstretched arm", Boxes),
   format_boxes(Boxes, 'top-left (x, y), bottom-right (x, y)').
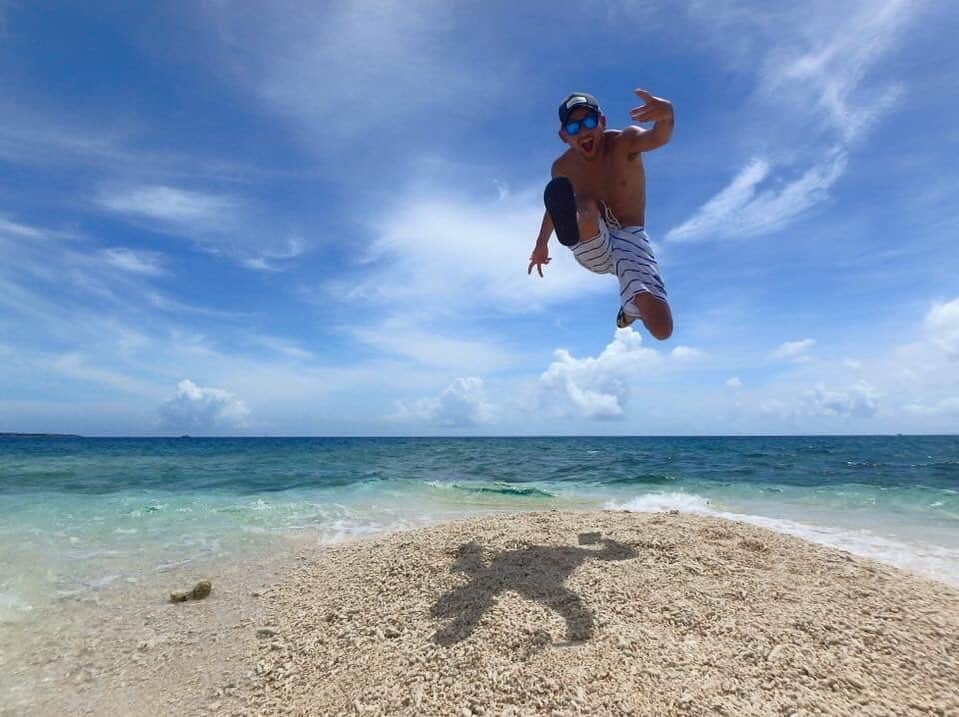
top-left (528, 210), bottom-right (553, 277)
top-left (624, 88), bottom-right (674, 153)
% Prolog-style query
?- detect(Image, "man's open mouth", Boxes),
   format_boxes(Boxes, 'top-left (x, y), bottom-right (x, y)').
top-left (581, 137), bottom-right (595, 153)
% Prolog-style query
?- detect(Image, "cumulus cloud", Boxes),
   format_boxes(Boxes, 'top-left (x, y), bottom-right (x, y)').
top-left (904, 397), bottom-right (959, 417)
top-left (395, 377), bottom-right (492, 427)
top-left (925, 297), bottom-right (959, 359)
top-left (725, 377), bottom-right (743, 389)
top-left (158, 379), bottom-right (250, 433)
top-left (802, 380), bottom-right (880, 418)
top-left (772, 338), bottom-right (816, 361)
top-left (758, 380), bottom-right (880, 421)
top-left (537, 328), bottom-right (663, 420)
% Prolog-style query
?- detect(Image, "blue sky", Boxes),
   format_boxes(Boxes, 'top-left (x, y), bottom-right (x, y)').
top-left (1, 0), bottom-right (958, 436)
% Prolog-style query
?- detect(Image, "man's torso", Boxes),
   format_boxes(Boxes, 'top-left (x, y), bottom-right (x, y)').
top-left (554, 130), bottom-right (646, 227)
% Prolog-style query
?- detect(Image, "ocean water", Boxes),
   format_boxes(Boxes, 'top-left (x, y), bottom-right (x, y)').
top-left (1, 435), bottom-right (958, 626)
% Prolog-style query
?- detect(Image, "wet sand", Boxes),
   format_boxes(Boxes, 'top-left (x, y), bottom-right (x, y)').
top-left (6, 510), bottom-right (959, 716)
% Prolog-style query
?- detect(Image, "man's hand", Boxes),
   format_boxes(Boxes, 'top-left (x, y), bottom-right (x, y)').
top-left (629, 88), bottom-right (673, 124)
top-left (528, 242), bottom-right (550, 278)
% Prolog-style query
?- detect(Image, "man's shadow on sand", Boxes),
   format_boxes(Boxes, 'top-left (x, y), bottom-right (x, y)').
top-left (430, 532), bottom-right (637, 646)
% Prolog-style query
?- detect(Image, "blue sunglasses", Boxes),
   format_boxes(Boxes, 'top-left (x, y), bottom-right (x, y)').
top-left (564, 112), bottom-right (599, 136)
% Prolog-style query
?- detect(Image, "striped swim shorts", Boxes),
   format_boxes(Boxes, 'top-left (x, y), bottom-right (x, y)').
top-left (571, 218), bottom-right (668, 322)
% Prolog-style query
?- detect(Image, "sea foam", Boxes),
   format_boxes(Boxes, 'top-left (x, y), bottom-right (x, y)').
top-left (606, 492), bottom-right (959, 587)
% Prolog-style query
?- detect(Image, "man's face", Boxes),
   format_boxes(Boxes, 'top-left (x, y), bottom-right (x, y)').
top-left (559, 107), bottom-right (606, 159)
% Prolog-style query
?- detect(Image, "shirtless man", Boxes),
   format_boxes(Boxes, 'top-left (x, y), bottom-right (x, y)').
top-left (528, 88), bottom-right (674, 340)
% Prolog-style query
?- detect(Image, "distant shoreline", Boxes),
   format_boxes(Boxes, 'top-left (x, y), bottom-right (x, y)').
top-left (0, 433), bottom-right (83, 438)
top-left (1, 433), bottom-right (956, 439)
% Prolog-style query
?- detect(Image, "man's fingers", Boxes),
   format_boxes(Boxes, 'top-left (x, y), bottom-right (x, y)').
top-left (634, 88), bottom-right (652, 100)
top-left (528, 258), bottom-right (549, 277)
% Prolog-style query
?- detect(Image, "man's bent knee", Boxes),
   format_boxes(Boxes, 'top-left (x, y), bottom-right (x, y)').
top-left (648, 319), bottom-right (673, 341)
top-left (634, 294), bottom-right (673, 341)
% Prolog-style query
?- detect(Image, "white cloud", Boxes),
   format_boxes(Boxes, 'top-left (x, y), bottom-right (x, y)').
top-left (96, 184), bottom-right (307, 270)
top-left (0, 216), bottom-right (47, 239)
top-left (46, 353), bottom-right (155, 396)
top-left (0, 215), bottom-right (170, 327)
top-left (334, 185), bottom-right (604, 318)
top-left (670, 345), bottom-right (702, 360)
top-left (248, 335), bottom-right (313, 361)
top-left (803, 380), bottom-right (880, 418)
top-left (353, 317), bottom-right (515, 373)
top-left (199, 2), bottom-right (517, 151)
top-left (904, 397), bottom-right (959, 417)
top-left (240, 236), bottom-right (307, 272)
top-left (101, 248), bottom-right (166, 276)
top-left (925, 297), bottom-right (959, 359)
top-left (666, 151), bottom-right (847, 243)
top-left (772, 338), bottom-right (816, 361)
top-left (725, 377), bottom-right (743, 389)
top-left (537, 328), bottom-right (663, 420)
top-left (753, 0), bottom-right (911, 144)
top-left (97, 185), bottom-right (238, 231)
top-left (667, 0), bottom-right (917, 243)
top-left (843, 357), bottom-right (863, 370)
top-left (158, 379), bottom-right (250, 433)
top-left (756, 380), bottom-right (881, 422)
top-left (395, 377), bottom-right (492, 427)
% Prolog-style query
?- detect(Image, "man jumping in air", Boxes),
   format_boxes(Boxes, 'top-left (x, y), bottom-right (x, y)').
top-left (529, 88), bottom-right (674, 340)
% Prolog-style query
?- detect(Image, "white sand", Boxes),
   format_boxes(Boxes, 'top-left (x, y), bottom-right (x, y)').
top-left (5, 510), bottom-right (958, 716)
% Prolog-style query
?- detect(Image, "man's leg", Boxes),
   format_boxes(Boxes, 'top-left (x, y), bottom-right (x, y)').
top-left (545, 177), bottom-right (602, 247)
top-left (634, 292), bottom-right (673, 340)
top-left (575, 196), bottom-right (601, 242)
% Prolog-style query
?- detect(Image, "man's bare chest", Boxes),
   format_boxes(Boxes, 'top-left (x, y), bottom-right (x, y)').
top-left (564, 156), bottom-right (645, 202)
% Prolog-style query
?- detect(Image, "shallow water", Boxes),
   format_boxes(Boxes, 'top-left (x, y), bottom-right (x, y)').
top-left (2, 435), bottom-right (958, 628)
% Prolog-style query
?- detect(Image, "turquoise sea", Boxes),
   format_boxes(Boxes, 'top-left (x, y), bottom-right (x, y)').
top-left (2, 435), bottom-right (958, 626)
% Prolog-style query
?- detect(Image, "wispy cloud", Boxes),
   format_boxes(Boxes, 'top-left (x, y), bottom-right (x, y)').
top-left (198, 1), bottom-right (520, 152)
top-left (333, 182), bottom-right (601, 321)
top-left (772, 338), bottom-right (816, 361)
top-left (353, 318), bottom-right (516, 373)
top-left (46, 353), bottom-right (156, 396)
top-left (96, 184), bottom-right (308, 270)
top-left (667, 0), bottom-right (918, 243)
top-left (101, 248), bottom-right (166, 276)
top-left (97, 185), bottom-right (238, 231)
top-left (0, 214), bottom-right (162, 319)
top-left (666, 150), bottom-right (847, 242)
